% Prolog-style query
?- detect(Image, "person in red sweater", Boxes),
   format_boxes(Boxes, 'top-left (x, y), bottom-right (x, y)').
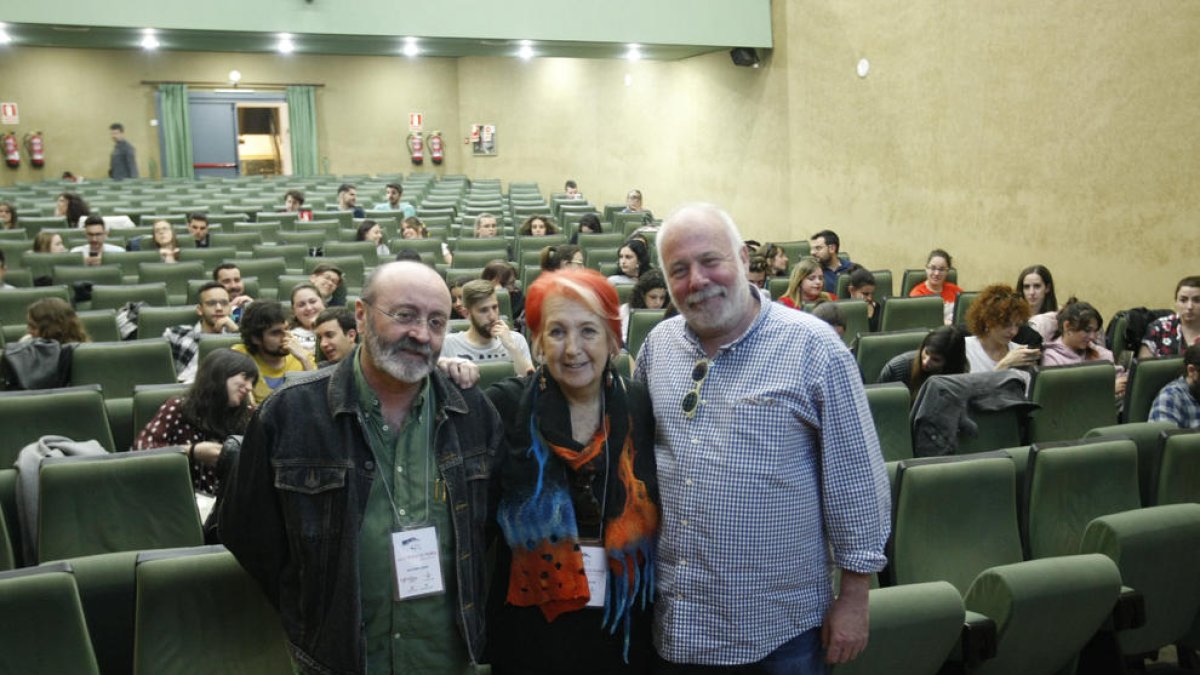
top-left (909, 248), bottom-right (963, 324)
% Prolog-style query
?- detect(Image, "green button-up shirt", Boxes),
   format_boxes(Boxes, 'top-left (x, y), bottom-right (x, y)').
top-left (354, 353), bottom-right (472, 675)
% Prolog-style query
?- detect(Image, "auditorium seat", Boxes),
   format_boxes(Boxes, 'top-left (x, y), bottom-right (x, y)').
top-left (196, 335), bottom-right (244, 362)
top-left (900, 268), bottom-right (958, 296)
top-left (576, 232), bottom-right (628, 252)
top-left (451, 249), bottom-right (507, 270)
top-left (131, 383), bottom-right (189, 443)
top-left (89, 282), bottom-right (169, 311)
top-left (1123, 355), bottom-right (1184, 423)
top-left (232, 221), bottom-right (281, 244)
top-left (105, 250), bottom-right (163, 280)
top-left (1156, 429), bottom-right (1200, 505)
top-left (831, 581), bottom-right (964, 675)
top-left (209, 231), bottom-right (263, 249)
top-left (276, 230), bottom-right (325, 249)
top-left (1084, 421), bottom-right (1176, 506)
top-left (0, 385), bottom-right (117, 463)
top-left (951, 291), bottom-right (978, 327)
top-left (178, 246), bottom-right (239, 270)
top-left (224, 256), bottom-right (287, 287)
top-left (855, 329), bottom-right (929, 384)
top-left (253, 243), bottom-right (309, 271)
top-left (871, 269), bottom-right (895, 300)
top-left (133, 546), bottom-right (293, 675)
top-left (879, 296), bottom-right (945, 333)
top-left (53, 262), bottom-right (124, 287)
top-left (70, 339), bottom-right (178, 451)
top-left (76, 309), bottom-right (122, 342)
top-left (0, 507), bottom-right (14, 571)
top-left (138, 261), bottom-right (206, 305)
top-left (323, 240), bottom-right (380, 266)
top-left (834, 299), bottom-right (870, 346)
top-left (626, 309), bottom-right (667, 359)
top-left (864, 382), bottom-right (914, 463)
top-left (304, 256), bottom-right (366, 291)
top-left (1027, 362), bottom-right (1118, 443)
top-left (0, 563), bottom-right (101, 674)
top-left (36, 448), bottom-right (203, 563)
top-left (0, 284), bottom-right (70, 341)
top-left (134, 305), bottom-right (196, 342)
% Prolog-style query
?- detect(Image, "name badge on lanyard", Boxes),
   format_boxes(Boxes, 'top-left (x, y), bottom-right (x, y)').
top-left (580, 544), bottom-right (608, 609)
top-left (391, 526), bottom-right (445, 600)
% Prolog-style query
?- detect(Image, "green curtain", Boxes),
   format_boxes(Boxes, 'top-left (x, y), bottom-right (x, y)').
top-left (158, 84), bottom-right (194, 178)
top-left (286, 86), bottom-right (320, 176)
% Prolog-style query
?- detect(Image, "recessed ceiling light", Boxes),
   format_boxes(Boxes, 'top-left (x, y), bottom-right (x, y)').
top-left (517, 42), bottom-right (534, 60)
top-left (0, 27), bottom-right (10, 45)
top-left (277, 34), bottom-right (294, 54)
top-left (140, 28), bottom-right (159, 50)
top-left (402, 37), bottom-right (419, 57)
top-left (625, 44), bottom-right (642, 61)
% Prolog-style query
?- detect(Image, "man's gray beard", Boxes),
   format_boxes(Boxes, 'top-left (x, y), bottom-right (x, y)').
top-left (364, 322), bottom-right (436, 384)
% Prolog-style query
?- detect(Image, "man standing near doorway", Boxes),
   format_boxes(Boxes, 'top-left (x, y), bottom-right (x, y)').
top-left (109, 123), bottom-right (139, 180)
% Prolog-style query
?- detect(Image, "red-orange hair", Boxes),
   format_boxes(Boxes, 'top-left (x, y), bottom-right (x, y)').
top-left (525, 268), bottom-right (623, 350)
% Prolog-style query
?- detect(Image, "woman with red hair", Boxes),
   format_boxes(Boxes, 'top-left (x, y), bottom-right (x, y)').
top-left (485, 268), bottom-right (659, 673)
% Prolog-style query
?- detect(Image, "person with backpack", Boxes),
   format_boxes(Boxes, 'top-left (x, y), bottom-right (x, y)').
top-left (1139, 276), bottom-right (1200, 359)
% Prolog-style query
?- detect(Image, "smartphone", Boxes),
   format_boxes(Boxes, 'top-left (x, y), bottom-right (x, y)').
top-left (88, 251), bottom-right (100, 258)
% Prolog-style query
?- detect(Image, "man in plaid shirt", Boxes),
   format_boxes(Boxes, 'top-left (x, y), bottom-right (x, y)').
top-left (1149, 343), bottom-right (1200, 428)
top-left (164, 281), bottom-right (239, 383)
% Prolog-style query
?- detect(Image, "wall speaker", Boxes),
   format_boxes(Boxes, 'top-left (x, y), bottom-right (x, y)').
top-left (729, 47), bottom-right (760, 68)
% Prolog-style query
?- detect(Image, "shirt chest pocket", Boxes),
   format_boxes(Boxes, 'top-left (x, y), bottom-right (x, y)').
top-left (273, 461), bottom-right (353, 541)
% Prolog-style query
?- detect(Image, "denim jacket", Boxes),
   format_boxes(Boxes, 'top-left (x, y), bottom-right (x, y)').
top-left (219, 354), bottom-right (503, 675)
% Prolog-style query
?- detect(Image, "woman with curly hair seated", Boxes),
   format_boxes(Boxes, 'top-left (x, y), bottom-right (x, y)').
top-left (964, 284), bottom-right (1041, 372)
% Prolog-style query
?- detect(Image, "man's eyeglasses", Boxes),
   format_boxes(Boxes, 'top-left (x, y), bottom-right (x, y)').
top-left (362, 300), bottom-right (448, 335)
top-left (681, 358), bottom-right (710, 419)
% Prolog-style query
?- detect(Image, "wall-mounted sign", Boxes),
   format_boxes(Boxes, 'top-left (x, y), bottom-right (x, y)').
top-left (470, 123), bottom-right (496, 156)
top-left (409, 113), bottom-right (423, 132)
top-left (0, 103), bottom-right (18, 125)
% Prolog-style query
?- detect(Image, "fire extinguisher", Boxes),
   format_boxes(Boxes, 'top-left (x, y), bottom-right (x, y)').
top-left (24, 132), bottom-right (44, 169)
top-left (428, 131), bottom-right (444, 165)
top-left (406, 132), bottom-right (424, 165)
top-left (2, 132), bottom-right (20, 169)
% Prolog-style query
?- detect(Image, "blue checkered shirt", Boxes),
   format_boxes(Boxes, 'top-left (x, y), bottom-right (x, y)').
top-left (1149, 376), bottom-right (1200, 429)
top-left (634, 288), bottom-right (890, 665)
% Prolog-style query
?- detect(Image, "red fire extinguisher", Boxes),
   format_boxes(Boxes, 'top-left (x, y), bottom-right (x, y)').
top-left (24, 132), bottom-right (44, 169)
top-left (428, 131), bottom-right (444, 165)
top-left (2, 132), bottom-right (20, 169)
top-left (406, 132), bottom-right (424, 165)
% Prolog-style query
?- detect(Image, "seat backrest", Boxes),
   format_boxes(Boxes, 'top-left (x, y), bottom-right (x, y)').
top-left (209, 231), bottom-right (264, 249)
top-left (956, 407), bottom-right (1027, 456)
top-left (254, 243), bottom-right (309, 270)
top-left (1027, 362), bottom-right (1118, 443)
top-left (1084, 421), bottom-right (1176, 506)
top-left (626, 309), bottom-right (667, 359)
top-left (89, 282), bottom-right (170, 311)
top-left (1156, 429), bottom-right (1200, 505)
top-left (0, 565), bottom-right (101, 674)
top-left (196, 335), bottom-right (244, 362)
top-left (1123, 356), bottom-right (1184, 423)
top-left (1023, 437), bottom-right (1140, 559)
top-left (0, 284), bottom-right (71, 327)
top-left (137, 261), bottom-right (207, 299)
top-left (864, 383), bottom-right (914, 463)
top-left (131, 383), bottom-right (190, 444)
top-left (23, 251), bottom-right (83, 279)
top-left (76, 309), bottom-right (121, 342)
top-left (176, 246), bottom-right (238, 271)
top-left (856, 329), bottom-right (929, 384)
top-left (70, 339), bottom-right (177, 399)
top-left (951, 291), bottom-right (978, 327)
top-left (303, 256), bottom-right (366, 289)
top-left (900, 268), bottom-right (959, 296)
top-left (833, 299), bottom-right (870, 347)
top-left (133, 547), bottom-right (293, 675)
top-left (323, 241), bottom-right (379, 266)
top-left (0, 385), bottom-right (116, 463)
top-left (53, 263), bottom-right (124, 287)
top-left (136, 305), bottom-right (200, 341)
top-left (880, 296), bottom-right (945, 333)
top-left (451, 249), bottom-right (507, 270)
top-left (37, 449), bottom-right (203, 562)
top-left (892, 453), bottom-right (1024, 594)
top-left (452, 236), bottom-right (513, 253)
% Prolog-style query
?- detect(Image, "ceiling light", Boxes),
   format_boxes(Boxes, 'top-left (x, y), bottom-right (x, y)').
top-left (140, 29), bottom-right (159, 50)
top-left (625, 44), bottom-right (642, 61)
top-left (402, 37), bottom-right (419, 57)
top-left (0, 23), bottom-right (10, 45)
top-left (277, 34), bottom-right (295, 54)
top-left (517, 41), bottom-right (534, 60)
top-left (229, 69), bottom-right (242, 84)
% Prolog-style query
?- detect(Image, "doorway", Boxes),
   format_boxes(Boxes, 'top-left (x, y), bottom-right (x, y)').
top-left (156, 90), bottom-right (291, 178)
top-left (237, 103), bottom-right (292, 176)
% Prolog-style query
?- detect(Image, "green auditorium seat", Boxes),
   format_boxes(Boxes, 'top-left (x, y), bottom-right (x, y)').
top-left (104, 250), bottom-right (163, 279)
top-left (64, 550), bottom-right (140, 675)
top-left (1079, 504), bottom-right (1200, 668)
top-left (452, 237), bottom-right (513, 255)
top-left (70, 339), bottom-right (178, 451)
top-left (0, 385), bottom-right (117, 463)
top-left (1156, 429), bottom-right (1200, 505)
top-left (133, 547), bottom-right (294, 675)
top-left (0, 284), bottom-right (70, 341)
top-left (177, 246), bottom-right (239, 271)
top-left (855, 329), bottom-right (928, 385)
top-left (232, 221), bottom-right (281, 244)
top-left (442, 266), bottom-right (484, 282)
top-left (515, 233), bottom-right (567, 259)
top-left (138, 261), bottom-right (206, 305)
top-left (891, 453), bottom-right (1123, 675)
top-left (0, 239), bottom-right (33, 267)
top-left (23, 250), bottom-right (83, 279)
top-left (0, 564), bottom-right (101, 674)
top-left (36, 448), bottom-right (203, 563)
top-left (1123, 356), bottom-right (1184, 423)
top-left (864, 383), bottom-right (914, 463)
top-left (833, 299), bottom-right (870, 346)
top-left (477, 361), bottom-right (518, 390)
top-left (76, 309), bottom-right (121, 342)
top-left (0, 508), bottom-right (14, 571)
top-left (1022, 437), bottom-right (1141, 559)
top-left (955, 406), bottom-right (1028, 456)
top-left (225, 257), bottom-right (287, 289)
top-left (209, 231), bottom-right (264, 249)
top-left (626, 309), bottom-right (667, 359)
top-left (136, 305), bottom-right (200, 341)
top-left (451, 249), bottom-right (507, 270)
top-left (304, 256), bottom-right (366, 291)
top-left (1084, 421), bottom-right (1176, 506)
top-left (951, 291), bottom-right (978, 327)
top-left (1027, 362), bottom-right (1118, 443)
top-left (576, 232), bottom-right (628, 252)
top-left (870, 269), bottom-right (894, 300)
top-left (388, 237), bottom-right (445, 260)
top-left (53, 263), bottom-right (124, 287)
top-left (879, 296), bottom-right (945, 333)
top-left (89, 282), bottom-right (169, 311)
top-left (323, 240), bottom-right (380, 266)
top-left (767, 276), bottom-right (790, 301)
top-left (132, 383), bottom-right (189, 443)
top-left (197, 335), bottom-right (244, 362)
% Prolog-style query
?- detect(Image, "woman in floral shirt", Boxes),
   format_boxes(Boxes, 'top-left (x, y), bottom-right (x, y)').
top-left (1139, 276), bottom-right (1200, 359)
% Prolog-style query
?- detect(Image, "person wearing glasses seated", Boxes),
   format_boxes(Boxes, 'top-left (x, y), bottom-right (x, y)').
top-left (220, 261), bottom-right (503, 675)
top-left (909, 248), bottom-right (963, 324)
top-left (483, 267), bottom-right (660, 674)
top-left (635, 203), bottom-right (889, 672)
top-left (540, 244), bottom-right (584, 272)
top-left (163, 282), bottom-right (240, 384)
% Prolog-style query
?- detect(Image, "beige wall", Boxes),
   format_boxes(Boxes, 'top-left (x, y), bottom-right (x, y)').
top-left (1, 0), bottom-right (1196, 317)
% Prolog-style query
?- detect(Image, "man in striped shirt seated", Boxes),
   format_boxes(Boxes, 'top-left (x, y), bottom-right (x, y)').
top-left (634, 203), bottom-right (891, 673)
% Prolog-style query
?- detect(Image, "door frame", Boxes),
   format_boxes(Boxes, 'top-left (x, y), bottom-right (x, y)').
top-left (156, 89), bottom-right (288, 177)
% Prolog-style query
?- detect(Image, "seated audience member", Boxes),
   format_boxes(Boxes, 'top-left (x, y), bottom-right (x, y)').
top-left (621, 268), bottom-right (670, 342)
top-left (71, 215), bottom-right (123, 265)
top-left (910, 248), bottom-right (963, 324)
top-left (563, 179), bottom-right (581, 199)
top-left (336, 183), bottom-right (365, 218)
top-left (56, 192), bottom-right (90, 227)
top-left (355, 219), bottom-right (391, 258)
top-left (761, 243), bottom-right (790, 278)
top-left (845, 264), bottom-right (880, 331)
top-left (393, 248), bottom-right (423, 263)
top-left (164, 282), bottom-right (239, 383)
top-left (441, 279), bottom-right (534, 375)
top-left (810, 299), bottom-right (846, 339)
top-left (139, 219), bottom-right (182, 262)
top-left (373, 182), bottom-right (416, 217)
top-left (810, 229), bottom-right (851, 295)
top-left (309, 263), bottom-right (345, 307)
top-left (187, 213), bottom-right (211, 248)
top-left (570, 213), bottom-right (603, 243)
top-left (134, 349), bottom-right (258, 495)
top-left (879, 325), bottom-right (970, 396)
top-left (401, 216), bottom-right (453, 264)
top-left (482, 259), bottom-right (525, 324)
top-left (474, 212), bottom-right (501, 239)
top-left (232, 300), bottom-right (315, 402)
top-left (608, 238), bottom-right (651, 286)
top-left (746, 254), bottom-right (770, 296)
top-left (313, 306), bottom-right (357, 365)
top-left (283, 189), bottom-right (305, 213)
top-left (780, 256), bottom-right (834, 309)
top-left (448, 276), bottom-right (472, 319)
top-left (519, 215), bottom-right (558, 236)
top-left (1041, 297), bottom-right (1127, 396)
top-left (213, 263), bottom-right (254, 322)
top-left (288, 282), bottom-right (326, 357)
top-left (0, 201), bottom-right (17, 230)
top-left (4, 298), bottom-right (90, 389)
top-left (1017, 264), bottom-right (1059, 340)
top-left (540, 244), bottom-right (584, 272)
top-left (622, 189), bottom-right (646, 214)
top-left (1149, 343), bottom-right (1200, 429)
top-left (33, 231), bottom-right (67, 253)
top-left (0, 250), bottom-right (10, 290)
top-left (1139, 275), bottom-right (1200, 359)
top-left (964, 283), bottom-right (1039, 372)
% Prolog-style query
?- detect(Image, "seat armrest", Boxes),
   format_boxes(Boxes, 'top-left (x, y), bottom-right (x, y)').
top-left (961, 609), bottom-right (998, 667)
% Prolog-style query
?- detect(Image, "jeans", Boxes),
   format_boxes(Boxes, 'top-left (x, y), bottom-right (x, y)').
top-left (655, 628), bottom-right (828, 675)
